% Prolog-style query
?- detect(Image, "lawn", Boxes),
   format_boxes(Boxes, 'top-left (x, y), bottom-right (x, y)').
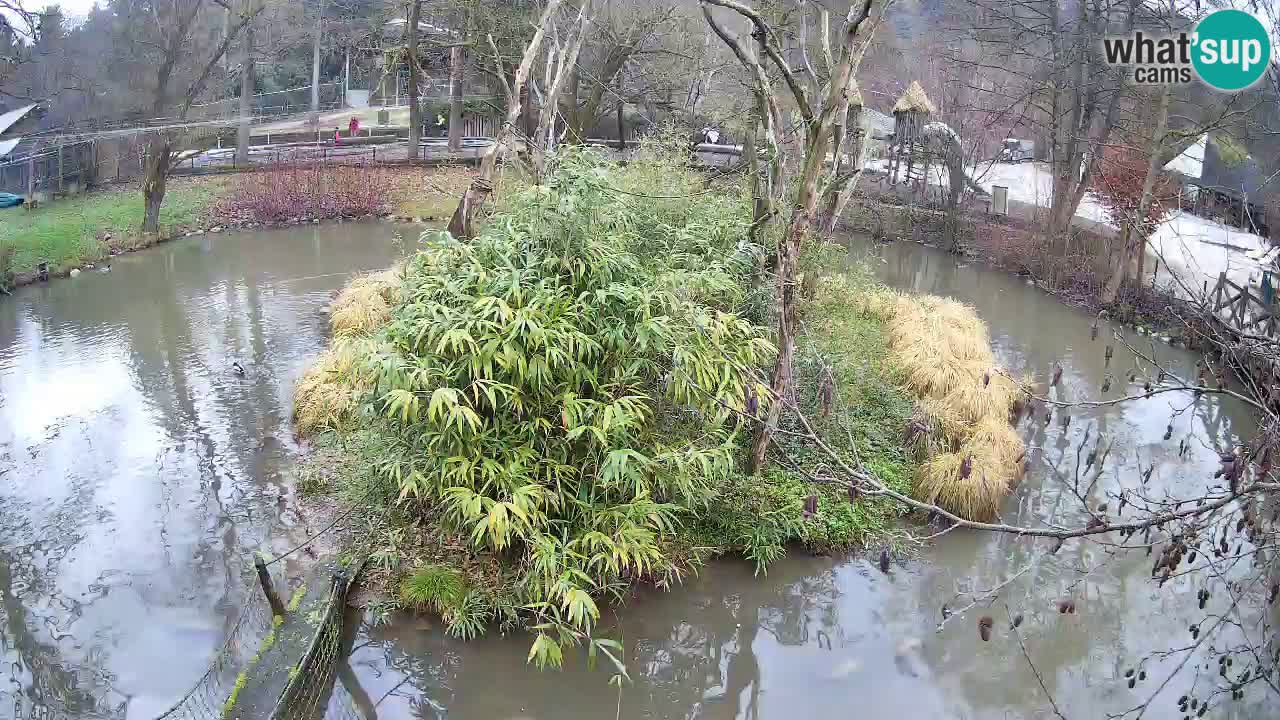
top-left (0, 177), bottom-right (226, 286)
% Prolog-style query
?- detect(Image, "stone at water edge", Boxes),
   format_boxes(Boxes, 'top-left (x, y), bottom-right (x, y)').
top-left (69, 268), bottom-right (80, 277)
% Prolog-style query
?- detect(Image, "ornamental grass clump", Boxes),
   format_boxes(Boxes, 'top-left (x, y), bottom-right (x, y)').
top-left (350, 151), bottom-right (771, 662)
top-left (329, 267), bottom-right (401, 337)
top-left (865, 290), bottom-right (1026, 521)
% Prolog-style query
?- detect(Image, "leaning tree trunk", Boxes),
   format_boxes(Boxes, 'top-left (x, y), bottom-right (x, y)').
top-left (447, 0), bottom-right (564, 239)
top-left (819, 126), bottom-right (866, 236)
top-left (142, 135), bottom-right (173, 236)
top-left (748, 134), bottom-right (830, 474)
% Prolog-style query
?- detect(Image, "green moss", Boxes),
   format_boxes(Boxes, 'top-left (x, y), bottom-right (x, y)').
top-left (221, 615), bottom-right (283, 717)
top-left (400, 565), bottom-right (464, 612)
top-left (1211, 133), bottom-right (1248, 167)
top-left (286, 584), bottom-right (308, 613)
top-left (0, 178), bottom-right (226, 278)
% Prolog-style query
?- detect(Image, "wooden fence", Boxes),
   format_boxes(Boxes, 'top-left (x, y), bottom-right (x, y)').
top-left (1210, 272), bottom-right (1277, 338)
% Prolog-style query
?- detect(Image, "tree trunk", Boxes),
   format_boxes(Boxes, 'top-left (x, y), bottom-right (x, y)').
top-left (522, 80), bottom-right (534, 145)
top-left (569, 47), bottom-right (629, 142)
top-left (1101, 86), bottom-right (1169, 305)
top-left (142, 135), bottom-right (172, 236)
top-left (532, 2), bottom-right (591, 183)
top-left (614, 71), bottom-right (625, 151)
top-left (817, 91), bottom-right (852, 236)
top-left (310, 1), bottom-right (323, 117)
top-left (749, 136), bottom-right (830, 474)
top-left (1101, 225), bottom-right (1132, 306)
top-left (448, 44), bottom-right (465, 152)
top-left (406, 0), bottom-right (422, 160)
top-left (236, 23), bottom-right (254, 165)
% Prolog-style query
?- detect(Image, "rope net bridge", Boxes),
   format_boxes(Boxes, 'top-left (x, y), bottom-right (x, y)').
top-left (155, 526), bottom-right (375, 720)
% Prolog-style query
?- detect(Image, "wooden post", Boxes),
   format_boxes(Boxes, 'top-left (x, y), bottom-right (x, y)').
top-left (57, 144), bottom-right (64, 195)
top-left (254, 554), bottom-right (287, 616)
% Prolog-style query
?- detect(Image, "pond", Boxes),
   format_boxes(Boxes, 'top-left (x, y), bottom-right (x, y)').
top-left (0, 222), bottom-right (408, 718)
top-left (0, 224), bottom-right (1272, 719)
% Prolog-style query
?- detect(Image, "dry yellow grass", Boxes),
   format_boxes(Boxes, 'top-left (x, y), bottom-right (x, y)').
top-left (295, 267), bottom-right (402, 434)
top-left (294, 343), bottom-right (362, 434)
top-left (330, 268), bottom-right (401, 337)
top-left (865, 290), bottom-right (1027, 521)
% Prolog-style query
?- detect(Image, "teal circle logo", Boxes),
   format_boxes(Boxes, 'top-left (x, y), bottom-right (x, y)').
top-left (1192, 10), bottom-right (1272, 91)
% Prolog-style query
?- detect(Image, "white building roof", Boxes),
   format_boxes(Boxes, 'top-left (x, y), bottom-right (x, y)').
top-left (1164, 133), bottom-right (1206, 179)
top-left (384, 18), bottom-right (454, 37)
top-left (0, 104), bottom-right (37, 136)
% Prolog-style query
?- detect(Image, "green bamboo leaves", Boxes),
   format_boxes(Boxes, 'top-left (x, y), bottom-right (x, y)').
top-left (359, 150), bottom-right (769, 664)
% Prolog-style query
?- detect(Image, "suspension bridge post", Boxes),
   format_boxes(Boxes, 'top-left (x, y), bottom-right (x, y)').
top-left (255, 554), bottom-right (287, 617)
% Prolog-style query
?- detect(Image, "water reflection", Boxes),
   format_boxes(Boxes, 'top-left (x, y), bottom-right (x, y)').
top-left (0, 222), bottom-right (405, 718)
top-left (356, 235), bottom-right (1275, 719)
top-left (355, 557), bottom-right (954, 720)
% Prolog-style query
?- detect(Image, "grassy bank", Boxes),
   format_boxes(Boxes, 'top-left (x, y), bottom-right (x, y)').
top-left (0, 177), bottom-right (228, 287)
top-left (0, 165), bottom-right (476, 291)
top-left (291, 147), bottom-right (1023, 667)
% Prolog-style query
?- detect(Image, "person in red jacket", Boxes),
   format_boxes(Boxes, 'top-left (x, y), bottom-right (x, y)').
top-left (348, 116), bottom-right (360, 137)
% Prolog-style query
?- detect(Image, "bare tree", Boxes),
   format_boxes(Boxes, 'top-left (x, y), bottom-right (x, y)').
top-left (121, 0), bottom-right (263, 235)
top-left (235, 6), bottom-right (255, 165)
top-left (558, 1), bottom-right (681, 144)
top-left (528, 0), bottom-right (591, 181)
top-left (940, 0), bottom-right (1136, 267)
top-left (448, 42), bottom-right (464, 151)
top-left (447, 0), bottom-right (563, 239)
top-left (406, 0), bottom-right (423, 159)
top-left (699, 0), bottom-right (878, 474)
top-left (310, 0), bottom-right (324, 120)
top-left (0, 0), bottom-right (39, 99)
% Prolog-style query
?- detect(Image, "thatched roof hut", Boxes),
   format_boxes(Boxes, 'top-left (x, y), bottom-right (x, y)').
top-left (848, 80), bottom-right (864, 109)
top-left (891, 81), bottom-right (934, 145)
top-left (891, 81), bottom-right (936, 115)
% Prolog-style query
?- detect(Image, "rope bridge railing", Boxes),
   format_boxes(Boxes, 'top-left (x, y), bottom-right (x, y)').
top-left (152, 574), bottom-right (276, 720)
top-left (267, 561), bottom-right (365, 720)
top-left (155, 494), bottom-right (379, 720)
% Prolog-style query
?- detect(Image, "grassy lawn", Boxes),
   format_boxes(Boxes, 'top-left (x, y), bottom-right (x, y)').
top-left (0, 177), bottom-right (227, 284)
top-left (387, 165), bottom-right (477, 221)
top-left (0, 166), bottom-right (486, 289)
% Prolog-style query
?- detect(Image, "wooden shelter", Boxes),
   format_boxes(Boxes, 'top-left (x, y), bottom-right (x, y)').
top-left (888, 81), bottom-right (935, 186)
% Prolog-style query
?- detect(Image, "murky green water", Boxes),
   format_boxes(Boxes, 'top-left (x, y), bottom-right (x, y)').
top-left (0, 222), bottom-right (407, 718)
top-left (1, 225), bottom-right (1274, 719)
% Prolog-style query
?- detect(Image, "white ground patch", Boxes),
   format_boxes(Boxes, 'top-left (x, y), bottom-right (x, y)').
top-left (868, 158), bottom-right (1274, 299)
